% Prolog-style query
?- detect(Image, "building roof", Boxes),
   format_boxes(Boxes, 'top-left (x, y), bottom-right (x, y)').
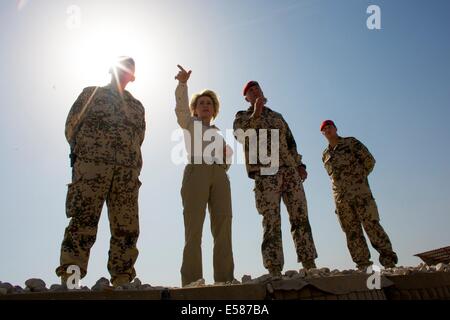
top-left (415, 246), bottom-right (450, 265)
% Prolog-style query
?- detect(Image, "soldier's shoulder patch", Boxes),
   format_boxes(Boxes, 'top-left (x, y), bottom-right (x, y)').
top-left (343, 136), bottom-right (357, 144)
top-left (235, 110), bottom-right (247, 117)
top-left (347, 136), bottom-right (363, 145)
top-left (133, 98), bottom-right (145, 113)
top-left (265, 107), bottom-right (281, 117)
top-left (78, 86), bottom-right (98, 101)
top-left (270, 109), bottom-right (283, 118)
top-left (82, 86), bottom-right (97, 94)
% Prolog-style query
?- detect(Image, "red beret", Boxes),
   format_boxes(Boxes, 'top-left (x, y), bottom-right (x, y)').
top-left (243, 81), bottom-right (259, 96)
top-left (320, 120), bottom-right (336, 131)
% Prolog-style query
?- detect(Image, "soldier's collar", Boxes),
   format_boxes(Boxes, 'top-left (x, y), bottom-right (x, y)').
top-left (104, 83), bottom-right (130, 97)
top-left (328, 136), bottom-right (344, 150)
top-left (246, 105), bottom-right (271, 113)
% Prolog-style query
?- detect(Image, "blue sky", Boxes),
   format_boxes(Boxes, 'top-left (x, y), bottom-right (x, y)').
top-left (0, 0), bottom-right (449, 287)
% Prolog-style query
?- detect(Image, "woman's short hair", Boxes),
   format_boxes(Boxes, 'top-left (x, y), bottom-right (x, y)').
top-left (189, 90), bottom-right (220, 119)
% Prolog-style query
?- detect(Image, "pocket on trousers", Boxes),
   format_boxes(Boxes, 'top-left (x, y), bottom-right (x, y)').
top-left (65, 180), bottom-right (82, 218)
top-left (364, 197), bottom-right (380, 221)
top-left (334, 208), bottom-right (347, 232)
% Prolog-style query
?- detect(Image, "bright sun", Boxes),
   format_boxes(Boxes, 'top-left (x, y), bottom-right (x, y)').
top-left (67, 24), bottom-right (149, 85)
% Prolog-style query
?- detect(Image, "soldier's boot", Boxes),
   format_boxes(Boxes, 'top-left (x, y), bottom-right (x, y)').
top-left (356, 263), bottom-right (373, 273)
top-left (302, 259), bottom-right (317, 270)
top-left (268, 266), bottom-right (282, 280)
top-left (380, 251), bottom-right (398, 269)
top-left (60, 275), bottom-right (69, 287)
top-left (111, 275), bottom-right (132, 288)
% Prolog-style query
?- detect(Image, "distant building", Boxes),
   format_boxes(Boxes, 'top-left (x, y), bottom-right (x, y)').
top-left (415, 246), bottom-right (450, 265)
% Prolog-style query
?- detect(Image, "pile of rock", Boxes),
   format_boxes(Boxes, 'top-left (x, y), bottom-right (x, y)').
top-left (240, 263), bottom-right (450, 284)
top-left (381, 262), bottom-right (450, 276)
top-left (0, 277), bottom-right (168, 295)
top-left (1, 263), bottom-right (450, 295)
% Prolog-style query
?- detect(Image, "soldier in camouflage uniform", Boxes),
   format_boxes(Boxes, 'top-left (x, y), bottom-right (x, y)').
top-left (56, 57), bottom-right (146, 287)
top-left (233, 81), bottom-right (318, 277)
top-left (320, 120), bottom-right (398, 270)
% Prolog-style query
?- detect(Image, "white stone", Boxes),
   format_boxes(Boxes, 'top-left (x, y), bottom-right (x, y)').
top-left (128, 278), bottom-right (142, 290)
top-left (331, 269), bottom-right (340, 275)
top-left (141, 284), bottom-right (153, 290)
top-left (284, 270), bottom-right (298, 278)
top-left (91, 277), bottom-right (111, 291)
top-left (184, 278), bottom-right (205, 288)
top-left (253, 274), bottom-right (272, 283)
top-left (49, 284), bottom-right (67, 292)
top-left (13, 286), bottom-right (24, 293)
top-left (305, 268), bottom-right (321, 278)
top-left (298, 269), bottom-right (307, 278)
top-left (0, 283), bottom-right (13, 294)
top-left (319, 267), bottom-right (331, 274)
top-left (25, 278), bottom-right (47, 292)
top-left (436, 263), bottom-right (445, 272)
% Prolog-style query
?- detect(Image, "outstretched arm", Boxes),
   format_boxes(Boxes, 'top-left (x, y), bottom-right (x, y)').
top-left (174, 65), bottom-right (192, 129)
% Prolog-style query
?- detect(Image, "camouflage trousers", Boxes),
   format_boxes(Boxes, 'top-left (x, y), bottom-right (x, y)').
top-left (56, 160), bottom-right (141, 284)
top-left (254, 166), bottom-right (318, 271)
top-left (335, 195), bottom-right (398, 269)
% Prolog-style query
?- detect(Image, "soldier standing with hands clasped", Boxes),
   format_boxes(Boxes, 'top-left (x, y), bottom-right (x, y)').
top-left (321, 120), bottom-right (398, 271)
top-left (56, 56), bottom-right (146, 288)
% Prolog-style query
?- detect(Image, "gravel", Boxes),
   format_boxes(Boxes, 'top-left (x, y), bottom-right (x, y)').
top-left (25, 278), bottom-right (47, 292)
top-left (0, 263), bottom-right (449, 295)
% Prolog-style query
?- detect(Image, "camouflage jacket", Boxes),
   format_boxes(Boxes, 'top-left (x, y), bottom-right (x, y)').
top-left (65, 85), bottom-right (146, 170)
top-left (233, 106), bottom-right (304, 179)
top-left (322, 137), bottom-right (375, 201)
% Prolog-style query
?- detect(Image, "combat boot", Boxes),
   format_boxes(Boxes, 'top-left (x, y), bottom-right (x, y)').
top-left (302, 259), bottom-right (316, 270)
top-left (357, 263), bottom-right (373, 273)
top-left (111, 275), bottom-right (131, 288)
top-left (268, 267), bottom-right (282, 280)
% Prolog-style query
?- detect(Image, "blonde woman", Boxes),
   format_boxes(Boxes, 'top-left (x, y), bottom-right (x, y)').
top-left (174, 65), bottom-right (235, 287)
